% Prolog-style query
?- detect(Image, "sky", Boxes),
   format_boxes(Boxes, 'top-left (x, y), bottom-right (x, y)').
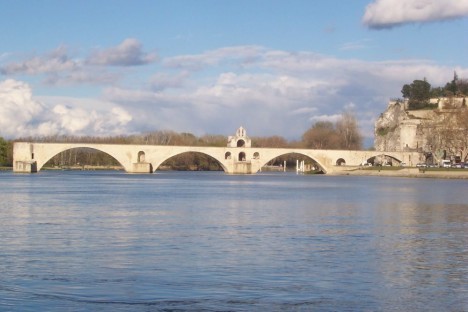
top-left (1, 0), bottom-right (467, 146)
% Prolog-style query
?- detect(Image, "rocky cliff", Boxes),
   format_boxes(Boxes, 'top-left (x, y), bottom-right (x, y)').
top-left (374, 101), bottom-right (432, 152)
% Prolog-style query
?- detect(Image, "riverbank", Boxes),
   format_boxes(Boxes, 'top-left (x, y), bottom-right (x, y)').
top-left (3, 165), bottom-right (468, 179)
top-left (333, 166), bottom-right (468, 179)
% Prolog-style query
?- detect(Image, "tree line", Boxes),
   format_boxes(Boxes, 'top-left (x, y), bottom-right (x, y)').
top-left (0, 112), bottom-right (363, 169)
top-left (401, 72), bottom-right (468, 110)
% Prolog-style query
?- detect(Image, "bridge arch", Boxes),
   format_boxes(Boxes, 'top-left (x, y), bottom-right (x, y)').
top-left (366, 154), bottom-right (403, 166)
top-left (151, 150), bottom-right (229, 173)
top-left (38, 146), bottom-right (129, 172)
top-left (259, 152), bottom-right (327, 173)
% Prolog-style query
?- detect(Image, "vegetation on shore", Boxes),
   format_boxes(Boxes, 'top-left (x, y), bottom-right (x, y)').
top-left (0, 137), bottom-right (12, 168)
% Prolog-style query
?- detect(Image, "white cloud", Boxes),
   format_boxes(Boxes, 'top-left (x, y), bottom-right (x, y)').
top-left (0, 79), bottom-right (133, 138)
top-left (308, 114), bottom-right (342, 123)
top-left (363, 0), bottom-right (468, 29)
top-left (0, 79), bottom-right (46, 137)
top-left (87, 38), bottom-right (157, 66)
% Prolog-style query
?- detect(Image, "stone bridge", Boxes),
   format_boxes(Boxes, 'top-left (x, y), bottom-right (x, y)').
top-left (13, 143), bottom-right (421, 175)
top-left (13, 127), bottom-right (422, 174)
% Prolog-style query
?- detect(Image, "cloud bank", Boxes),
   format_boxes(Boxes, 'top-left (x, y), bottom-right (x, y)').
top-left (363, 0), bottom-right (468, 28)
top-left (1, 44), bottom-right (467, 144)
top-left (0, 38), bottom-right (155, 86)
top-left (0, 79), bottom-right (132, 138)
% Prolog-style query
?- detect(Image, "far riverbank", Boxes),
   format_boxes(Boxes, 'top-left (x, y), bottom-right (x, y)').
top-left (332, 166), bottom-right (468, 179)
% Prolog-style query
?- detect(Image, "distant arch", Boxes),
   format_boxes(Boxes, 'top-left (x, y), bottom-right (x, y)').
top-left (336, 158), bottom-right (346, 166)
top-left (237, 139), bottom-right (245, 147)
top-left (225, 152), bottom-right (231, 160)
top-left (253, 152), bottom-right (260, 159)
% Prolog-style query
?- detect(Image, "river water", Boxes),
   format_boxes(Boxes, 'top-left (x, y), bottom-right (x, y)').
top-left (0, 171), bottom-right (467, 311)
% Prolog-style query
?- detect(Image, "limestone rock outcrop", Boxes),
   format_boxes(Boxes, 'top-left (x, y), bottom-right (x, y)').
top-left (374, 101), bottom-right (431, 152)
top-left (374, 97), bottom-right (467, 152)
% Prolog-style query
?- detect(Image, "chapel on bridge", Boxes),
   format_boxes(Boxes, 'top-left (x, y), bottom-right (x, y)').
top-left (227, 126), bottom-right (251, 148)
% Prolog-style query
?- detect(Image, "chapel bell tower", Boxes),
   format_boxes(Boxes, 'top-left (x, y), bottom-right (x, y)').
top-left (227, 126), bottom-right (251, 148)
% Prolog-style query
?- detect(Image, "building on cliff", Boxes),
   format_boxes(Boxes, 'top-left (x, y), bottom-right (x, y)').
top-left (374, 97), bottom-right (467, 162)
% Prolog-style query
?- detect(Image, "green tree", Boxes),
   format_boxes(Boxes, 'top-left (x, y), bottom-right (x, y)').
top-left (401, 84), bottom-right (412, 98)
top-left (430, 86), bottom-right (444, 98)
top-left (444, 71), bottom-right (459, 96)
top-left (0, 137), bottom-right (8, 166)
top-left (405, 79), bottom-right (431, 110)
top-left (456, 78), bottom-right (468, 96)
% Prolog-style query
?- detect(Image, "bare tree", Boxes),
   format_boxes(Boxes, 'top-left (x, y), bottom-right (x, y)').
top-left (336, 111), bottom-right (363, 150)
top-left (302, 121), bottom-right (339, 149)
top-left (424, 108), bottom-right (468, 162)
top-left (301, 112), bottom-right (363, 150)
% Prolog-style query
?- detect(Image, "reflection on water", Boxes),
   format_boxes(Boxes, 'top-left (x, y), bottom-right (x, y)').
top-left (0, 171), bottom-right (467, 311)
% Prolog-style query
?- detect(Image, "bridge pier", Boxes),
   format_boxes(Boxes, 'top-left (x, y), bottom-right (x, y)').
top-left (132, 162), bottom-right (153, 173)
top-left (231, 161), bottom-right (253, 174)
top-left (14, 160), bottom-right (38, 173)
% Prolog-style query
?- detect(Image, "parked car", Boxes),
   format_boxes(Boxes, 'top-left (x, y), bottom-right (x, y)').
top-left (416, 163), bottom-right (427, 168)
top-left (440, 160), bottom-right (451, 168)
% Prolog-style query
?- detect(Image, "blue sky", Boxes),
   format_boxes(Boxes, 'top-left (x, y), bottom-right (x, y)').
top-left (1, 0), bottom-right (467, 145)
